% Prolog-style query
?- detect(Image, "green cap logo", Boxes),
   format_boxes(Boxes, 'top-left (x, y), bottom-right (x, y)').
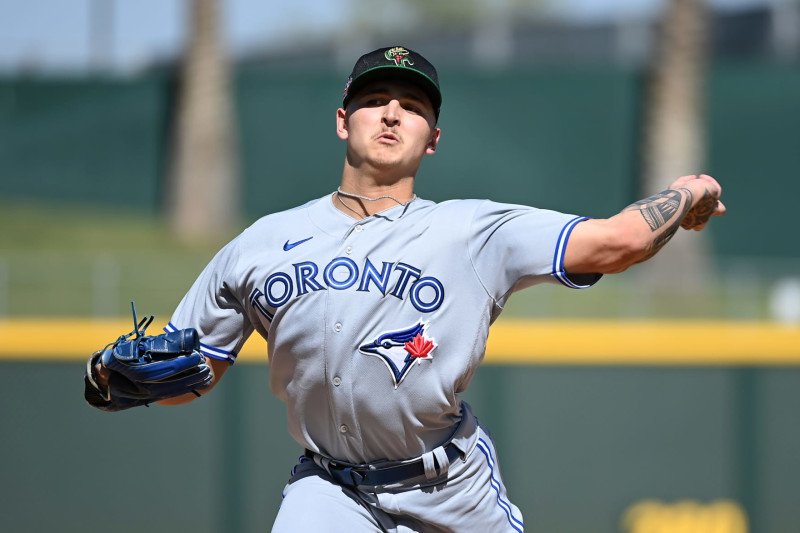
top-left (385, 47), bottom-right (415, 67)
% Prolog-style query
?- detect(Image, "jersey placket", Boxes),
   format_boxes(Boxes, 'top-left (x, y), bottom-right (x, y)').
top-left (322, 219), bottom-right (373, 455)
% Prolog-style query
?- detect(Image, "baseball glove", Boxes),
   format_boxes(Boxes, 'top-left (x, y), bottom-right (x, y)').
top-left (84, 303), bottom-right (213, 412)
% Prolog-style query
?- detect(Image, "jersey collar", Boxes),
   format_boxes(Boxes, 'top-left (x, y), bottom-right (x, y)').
top-left (307, 192), bottom-right (431, 237)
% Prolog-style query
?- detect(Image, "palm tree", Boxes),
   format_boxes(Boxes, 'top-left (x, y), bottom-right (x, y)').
top-left (168, 0), bottom-right (239, 244)
top-left (637, 0), bottom-right (713, 300)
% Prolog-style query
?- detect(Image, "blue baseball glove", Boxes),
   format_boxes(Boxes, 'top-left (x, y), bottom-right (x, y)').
top-left (85, 303), bottom-right (213, 411)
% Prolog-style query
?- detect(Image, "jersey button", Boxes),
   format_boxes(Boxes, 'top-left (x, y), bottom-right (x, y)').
top-left (334, 322), bottom-right (342, 332)
top-left (332, 376), bottom-right (342, 387)
top-left (354, 225), bottom-right (363, 232)
top-left (345, 246), bottom-right (353, 255)
top-left (339, 424), bottom-right (349, 433)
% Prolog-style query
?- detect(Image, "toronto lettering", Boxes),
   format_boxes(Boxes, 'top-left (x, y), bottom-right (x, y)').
top-left (249, 257), bottom-right (444, 320)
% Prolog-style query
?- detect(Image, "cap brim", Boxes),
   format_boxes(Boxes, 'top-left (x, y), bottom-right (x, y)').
top-left (343, 66), bottom-right (441, 115)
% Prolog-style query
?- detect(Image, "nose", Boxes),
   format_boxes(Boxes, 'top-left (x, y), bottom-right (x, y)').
top-left (382, 99), bottom-right (401, 126)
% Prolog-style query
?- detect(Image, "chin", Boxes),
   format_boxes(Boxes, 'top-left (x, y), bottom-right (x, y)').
top-left (367, 156), bottom-right (405, 169)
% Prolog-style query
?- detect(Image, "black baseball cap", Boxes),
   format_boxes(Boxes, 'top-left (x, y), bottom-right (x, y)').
top-left (342, 46), bottom-right (441, 119)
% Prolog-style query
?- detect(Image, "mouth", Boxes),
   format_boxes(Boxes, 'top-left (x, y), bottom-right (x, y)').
top-left (376, 132), bottom-right (400, 144)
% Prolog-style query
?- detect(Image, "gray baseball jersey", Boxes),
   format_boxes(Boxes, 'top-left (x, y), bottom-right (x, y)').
top-left (167, 193), bottom-right (598, 465)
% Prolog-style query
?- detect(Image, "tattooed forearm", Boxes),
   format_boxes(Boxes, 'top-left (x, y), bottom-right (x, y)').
top-left (625, 189), bottom-right (693, 231)
top-left (624, 188), bottom-right (694, 260)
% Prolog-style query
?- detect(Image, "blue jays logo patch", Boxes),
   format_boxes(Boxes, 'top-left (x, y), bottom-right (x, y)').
top-left (359, 321), bottom-right (436, 388)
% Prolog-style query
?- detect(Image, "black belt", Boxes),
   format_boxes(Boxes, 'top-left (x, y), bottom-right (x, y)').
top-left (305, 443), bottom-right (462, 487)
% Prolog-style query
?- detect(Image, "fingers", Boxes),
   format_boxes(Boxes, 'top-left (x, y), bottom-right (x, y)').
top-left (95, 361), bottom-right (111, 384)
top-left (670, 174), bottom-right (722, 198)
top-left (680, 197), bottom-right (726, 231)
top-left (698, 174), bottom-right (722, 198)
top-left (668, 174), bottom-right (725, 232)
top-left (668, 175), bottom-right (699, 189)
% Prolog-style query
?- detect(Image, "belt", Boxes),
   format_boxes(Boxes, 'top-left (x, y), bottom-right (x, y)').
top-left (305, 443), bottom-right (462, 487)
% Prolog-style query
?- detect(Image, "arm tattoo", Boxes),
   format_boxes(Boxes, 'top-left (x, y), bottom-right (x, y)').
top-left (624, 188), bottom-right (693, 259)
top-left (625, 189), bottom-right (691, 231)
top-left (681, 188), bottom-right (717, 229)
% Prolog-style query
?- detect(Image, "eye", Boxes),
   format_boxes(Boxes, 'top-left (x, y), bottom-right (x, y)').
top-left (382, 341), bottom-right (393, 349)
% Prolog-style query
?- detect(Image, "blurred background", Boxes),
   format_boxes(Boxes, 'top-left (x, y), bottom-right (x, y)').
top-left (1, 0), bottom-right (799, 532)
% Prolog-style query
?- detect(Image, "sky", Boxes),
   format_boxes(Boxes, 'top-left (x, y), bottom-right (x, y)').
top-left (0, 0), bottom-right (771, 73)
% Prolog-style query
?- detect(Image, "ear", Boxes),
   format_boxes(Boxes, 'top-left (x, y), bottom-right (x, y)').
top-left (336, 108), bottom-right (348, 140)
top-left (425, 128), bottom-right (441, 155)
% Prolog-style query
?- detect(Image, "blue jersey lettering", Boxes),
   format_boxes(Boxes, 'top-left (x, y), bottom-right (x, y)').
top-left (251, 257), bottom-right (444, 320)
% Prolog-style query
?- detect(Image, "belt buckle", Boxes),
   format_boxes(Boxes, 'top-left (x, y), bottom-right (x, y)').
top-left (348, 468), bottom-right (366, 486)
top-left (330, 466), bottom-right (366, 487)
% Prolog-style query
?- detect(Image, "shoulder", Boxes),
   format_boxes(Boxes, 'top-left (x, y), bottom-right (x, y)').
top-left (410, 198), bottom-right (486, 217)
top-left (431, 198), bottom-right (569, 223)
top-left (203, 197), bottom-right (326, 267)
top-left (409, 198), bottom-right (572, 228)
top-left (249, 197), bottom-right (321, 226)
top-left (237, 196), bottom-right (323, 239)
top-left (398, 199), bottom-right (489, 232)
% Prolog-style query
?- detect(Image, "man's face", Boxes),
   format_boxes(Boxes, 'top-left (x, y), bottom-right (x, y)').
top-left (337, 80), bottom-right (441, 175)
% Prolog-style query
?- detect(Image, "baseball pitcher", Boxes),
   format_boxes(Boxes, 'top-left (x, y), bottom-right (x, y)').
top-left (85, 46), bottom-right (725, 532)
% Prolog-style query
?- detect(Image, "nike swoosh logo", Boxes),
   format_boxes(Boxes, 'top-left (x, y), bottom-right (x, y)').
top-left (283, 236), bottom-right (313, 251)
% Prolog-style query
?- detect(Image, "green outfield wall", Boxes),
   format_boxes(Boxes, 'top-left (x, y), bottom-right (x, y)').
top-left (2, 359), bottom-right (799, 533)
top-left (2, 63), bottom-right (799, 261)
top-left (1, 319), bottom-right (799, 533)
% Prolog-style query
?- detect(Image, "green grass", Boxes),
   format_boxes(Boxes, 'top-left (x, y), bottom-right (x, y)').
top-left (0, 201), bottom-right (775, 319)
top-left (0, 201), bottom-right (235, 253)
top-left (0, 202), bottom-right (231, 317)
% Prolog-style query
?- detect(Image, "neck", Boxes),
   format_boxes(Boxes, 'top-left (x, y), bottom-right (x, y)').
top-left (335, 169), bottom-right (416, 219)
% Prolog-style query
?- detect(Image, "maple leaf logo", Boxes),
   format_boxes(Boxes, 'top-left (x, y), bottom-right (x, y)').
top-left (405, 333), bottom-right (435, 361)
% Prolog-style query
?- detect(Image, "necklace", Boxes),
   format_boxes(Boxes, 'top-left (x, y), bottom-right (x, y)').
top-left (336, 187), bottom-right (417, 207)
top-left (336, 193), bottom-right (368, 219)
